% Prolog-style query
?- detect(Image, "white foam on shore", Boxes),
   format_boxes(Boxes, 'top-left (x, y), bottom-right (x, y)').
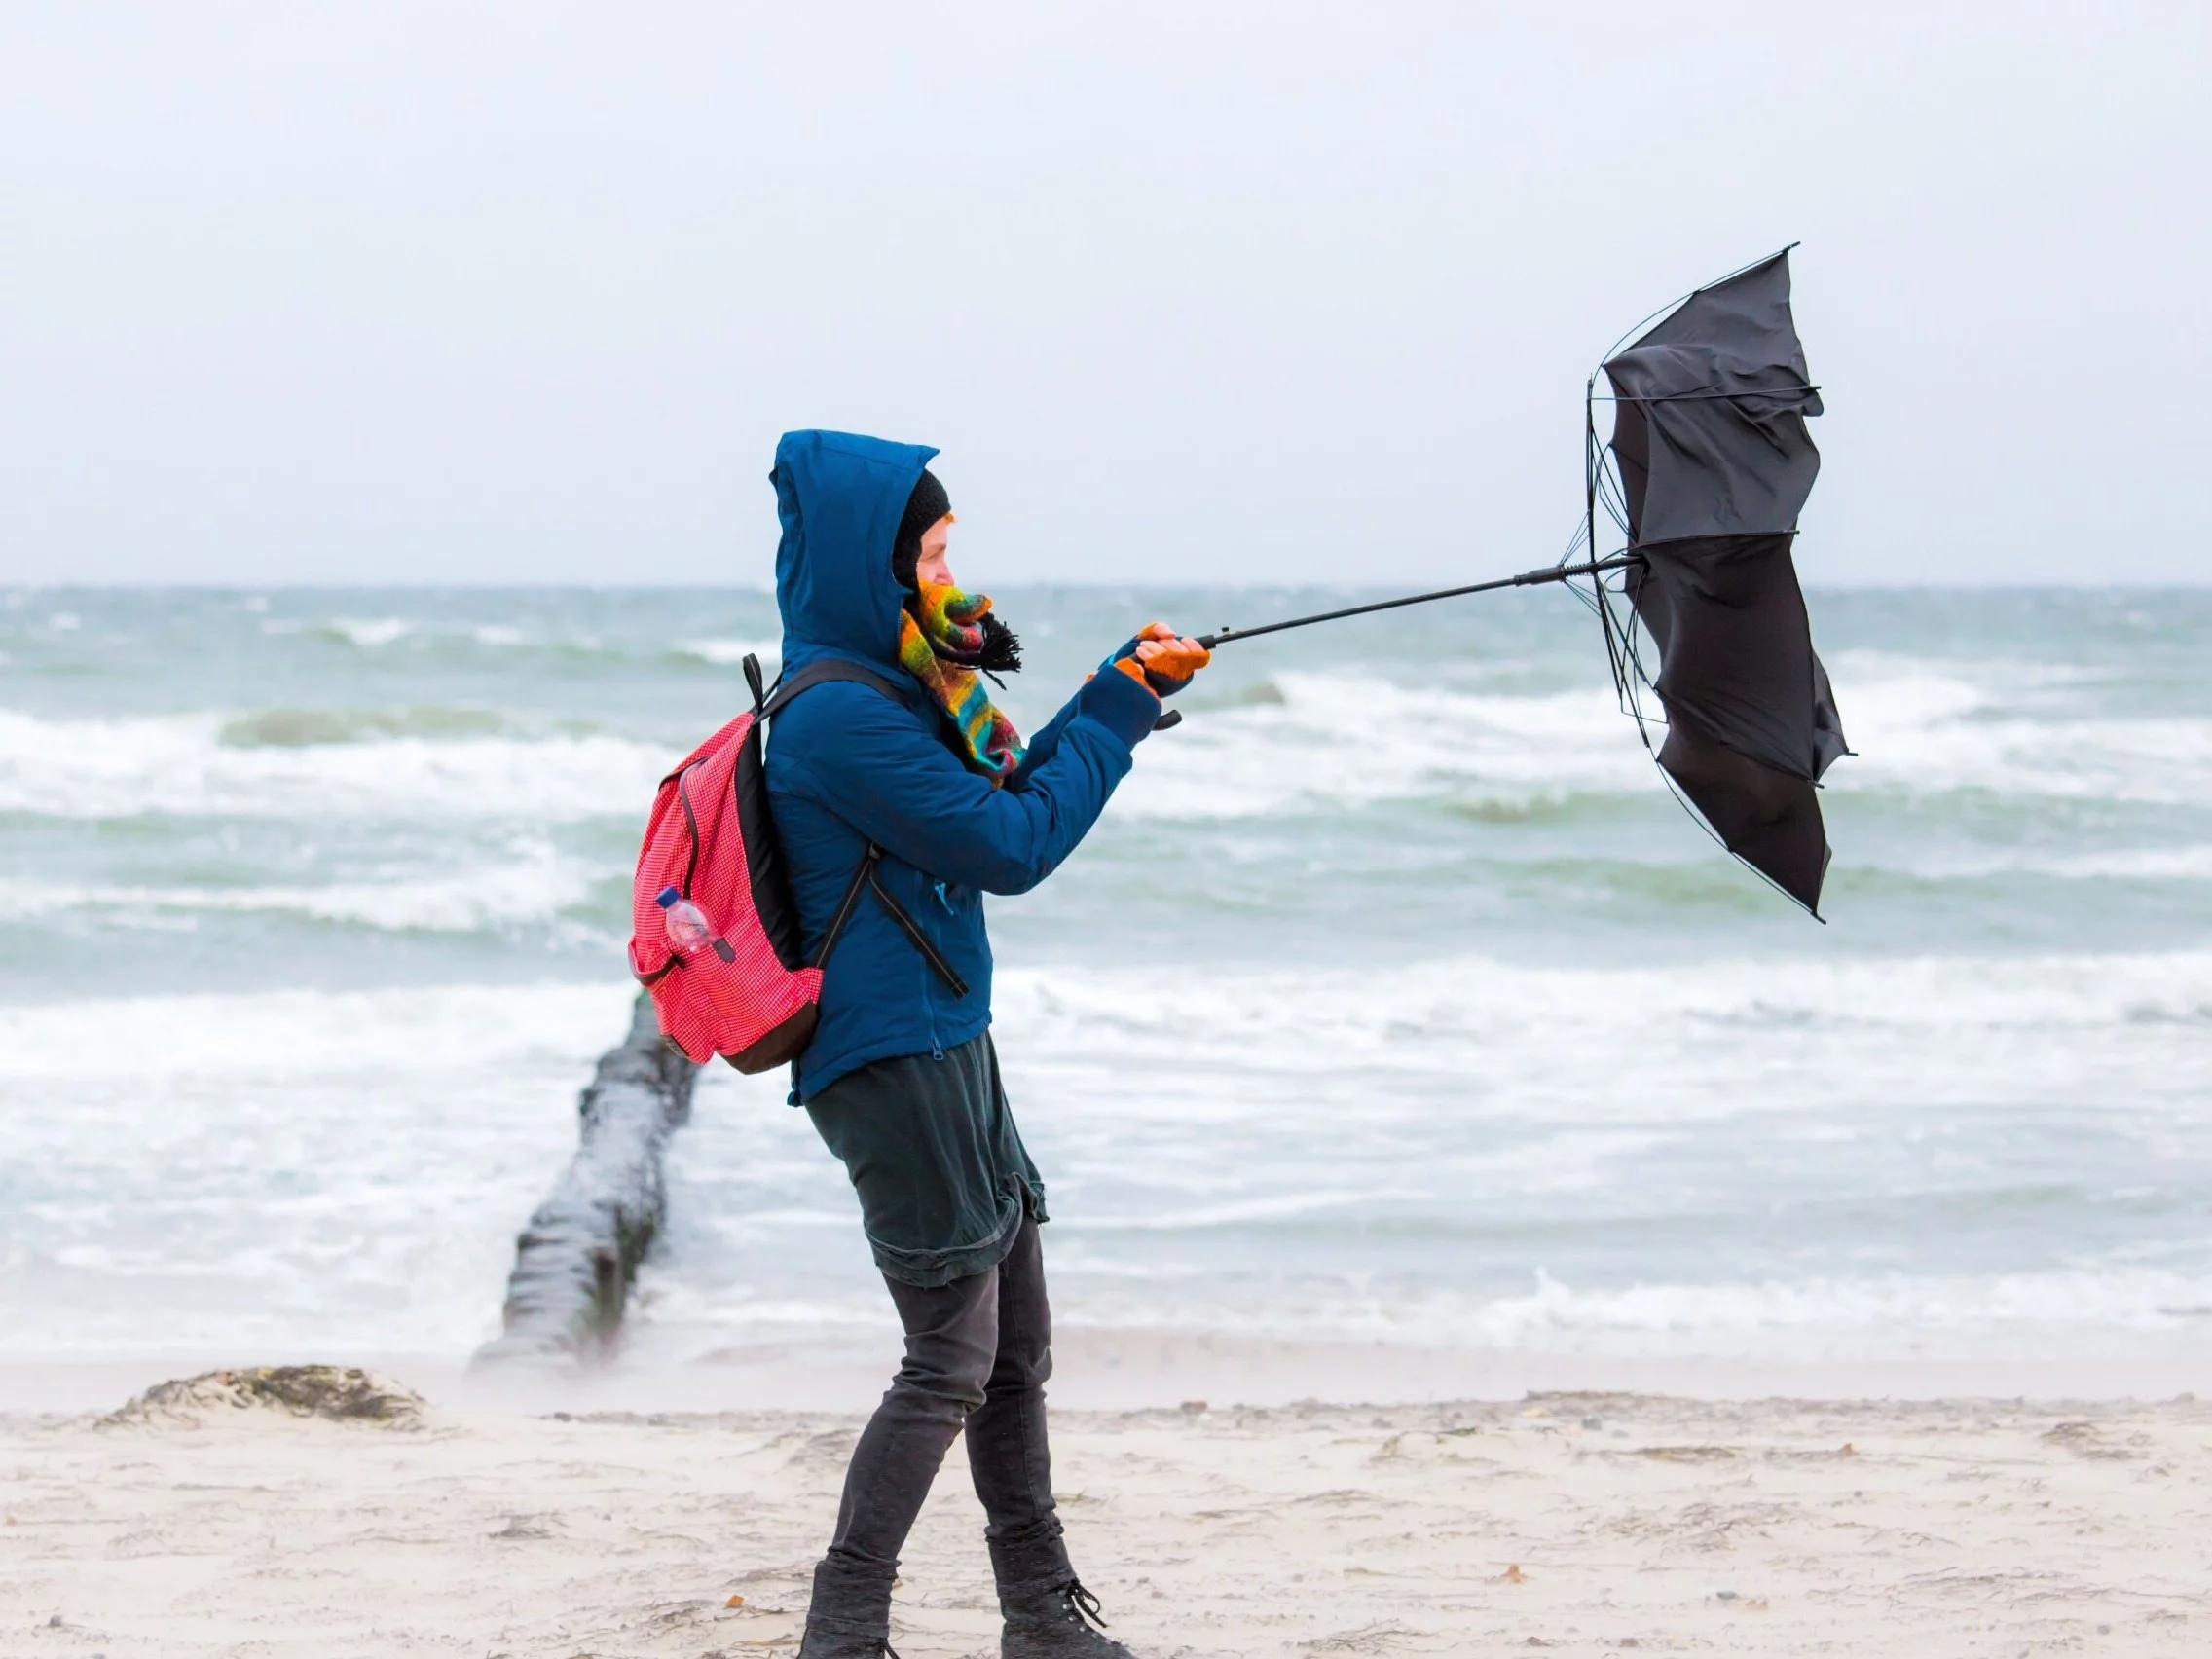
top-left (0, 979), bottom-right (632, 1082)
top-left (1038, 1264), bottom-right (2212, 1353)
top-left (0, 981), bottom-right (635, 1359)
top-left (995, 947), bottom-right (2212, 1071)
top-left (10, 952), bottom-right (2212, 1363)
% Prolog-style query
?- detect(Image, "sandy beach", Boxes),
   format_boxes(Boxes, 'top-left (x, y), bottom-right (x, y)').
top-left (6, 1369), bottom-right (2209, 1658)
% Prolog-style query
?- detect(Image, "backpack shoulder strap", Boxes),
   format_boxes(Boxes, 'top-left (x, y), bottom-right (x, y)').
top-left (745, 651), bottom-right (967, 999)
top-left (758, 654), bottom-right (907, 719)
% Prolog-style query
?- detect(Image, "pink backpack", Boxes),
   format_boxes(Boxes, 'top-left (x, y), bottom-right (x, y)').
top-left (629, 654), bottom-right (965, 1071)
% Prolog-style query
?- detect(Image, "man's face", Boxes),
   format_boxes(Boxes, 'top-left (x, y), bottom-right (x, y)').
top-left (915, 516), bottom-right (954, 589)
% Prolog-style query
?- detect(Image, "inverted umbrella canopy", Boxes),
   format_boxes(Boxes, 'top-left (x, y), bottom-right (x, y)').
top-left (1602, 249), bottom-right (1846, 914)
top-left (1194, 246), bottom-right (1849, 918)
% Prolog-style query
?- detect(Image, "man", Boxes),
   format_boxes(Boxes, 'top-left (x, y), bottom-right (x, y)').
top-left (763, 430), bottom-right (1209, 1659)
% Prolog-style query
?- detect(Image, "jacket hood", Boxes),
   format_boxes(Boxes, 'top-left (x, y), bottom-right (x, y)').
top-left (772, 430), bottom-right (937, 672)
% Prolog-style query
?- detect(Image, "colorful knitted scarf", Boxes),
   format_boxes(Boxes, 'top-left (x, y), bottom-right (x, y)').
top-left (898, 583), bottom-right (1027, 783)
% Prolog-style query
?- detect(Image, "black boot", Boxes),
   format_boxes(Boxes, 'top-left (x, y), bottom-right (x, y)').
top-left (797, 1554), bottom-right (902, 1659)
top-left (989, 1531), bottom-right (1140, 1659)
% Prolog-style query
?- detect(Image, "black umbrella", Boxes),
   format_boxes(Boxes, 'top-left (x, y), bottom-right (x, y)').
top-left (1594, 247), bottom-right (1847, 913)
top-left (1196, 247), bottom-right (1848, 916)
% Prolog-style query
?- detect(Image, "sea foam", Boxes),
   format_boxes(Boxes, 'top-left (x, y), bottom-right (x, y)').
top-left (0, 840), bottom-right (601, 933)
top-left (0, 708), bottom-right (672, 822)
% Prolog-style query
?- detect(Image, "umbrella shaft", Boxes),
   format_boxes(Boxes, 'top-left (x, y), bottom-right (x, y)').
top-left (1196, 554), bottom-right (1642, 649)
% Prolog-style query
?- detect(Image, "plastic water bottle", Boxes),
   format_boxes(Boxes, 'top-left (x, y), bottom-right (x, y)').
top-left (655, 885), bottom-right (716, 960)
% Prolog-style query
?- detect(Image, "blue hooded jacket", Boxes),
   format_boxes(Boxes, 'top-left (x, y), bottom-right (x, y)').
top-left (763, 430), bottom-right (1161, 1100)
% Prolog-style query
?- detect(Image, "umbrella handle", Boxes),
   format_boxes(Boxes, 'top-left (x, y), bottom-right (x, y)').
top-left (1195, 553), bottom-right (1641, 650)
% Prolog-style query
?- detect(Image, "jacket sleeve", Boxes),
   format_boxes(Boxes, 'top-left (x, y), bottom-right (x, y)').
top-left (1005, 636), bottom-right (1161, 793)
top-left (781, 670), bottom-right (1161, 896)
top-left (1005, 693), bottom-right (1082, 793)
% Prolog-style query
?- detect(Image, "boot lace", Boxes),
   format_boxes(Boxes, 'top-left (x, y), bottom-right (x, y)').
top-left (1058, 1578), bottom-right (1109, 1633)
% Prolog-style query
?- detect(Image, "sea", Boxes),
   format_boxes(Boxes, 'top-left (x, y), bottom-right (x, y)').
top-left (6, 584), bottom-right (2212, 1381)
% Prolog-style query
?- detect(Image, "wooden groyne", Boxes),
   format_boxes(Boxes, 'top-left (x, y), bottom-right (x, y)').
top-left (473, 992), bottom-right (699, 1366)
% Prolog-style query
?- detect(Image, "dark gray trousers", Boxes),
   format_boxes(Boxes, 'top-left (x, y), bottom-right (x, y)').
top-left (823, 1212), bottom-right (1061, 1578)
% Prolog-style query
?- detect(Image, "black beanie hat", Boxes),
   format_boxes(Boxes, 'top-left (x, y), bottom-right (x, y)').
top-left (891, 469), bottom-right (951, 591)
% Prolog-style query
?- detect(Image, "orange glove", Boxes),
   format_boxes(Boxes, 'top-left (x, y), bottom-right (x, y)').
top-left (1112, 622), bottom-right (1211, 696)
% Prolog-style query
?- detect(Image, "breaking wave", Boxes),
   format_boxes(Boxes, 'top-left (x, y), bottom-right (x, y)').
top-left (7, 648), bottom-right (2211, 836)
top-left (1106, 650), bottom-right (2212, 825)
top-left (218, 705), bottom-right (510, 748)
top-left (0, 709), bottom-right (672, 823)
top-left (0, 841), bottom-right (606, 934)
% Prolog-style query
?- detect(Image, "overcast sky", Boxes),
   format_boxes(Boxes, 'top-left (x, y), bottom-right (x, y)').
top-left (2, 3), bottom-right (2204, 588)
